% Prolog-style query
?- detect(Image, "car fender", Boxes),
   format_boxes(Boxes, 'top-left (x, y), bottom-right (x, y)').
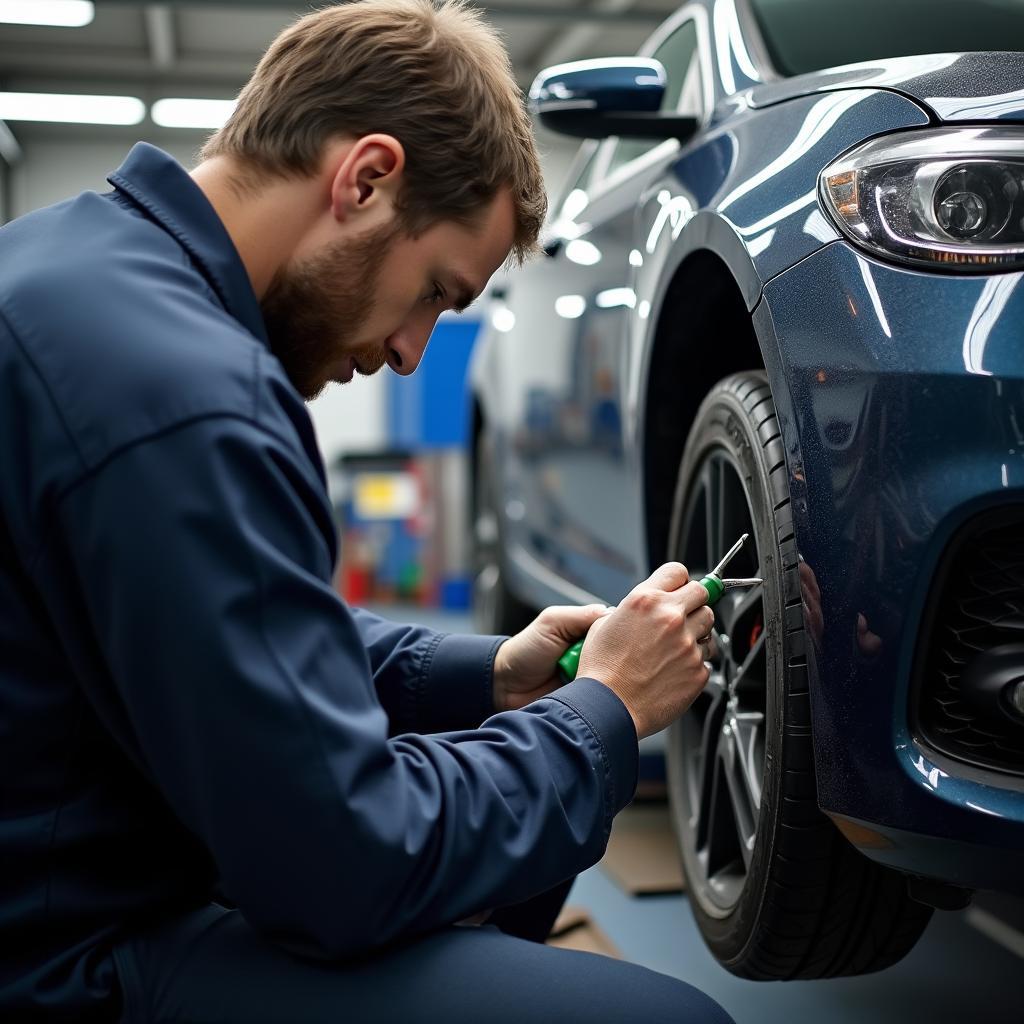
top-left (625, 88), bottom-right (932, 560)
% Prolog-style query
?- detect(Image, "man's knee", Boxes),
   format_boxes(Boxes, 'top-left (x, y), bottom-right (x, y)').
top-left (637, 972), bottom-right (735, 1024)
top-left (540, 947), bottom-right (734, 1024)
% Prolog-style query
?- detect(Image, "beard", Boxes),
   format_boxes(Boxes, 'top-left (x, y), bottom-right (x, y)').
top-left (260, 222), bottom-right (397, 400)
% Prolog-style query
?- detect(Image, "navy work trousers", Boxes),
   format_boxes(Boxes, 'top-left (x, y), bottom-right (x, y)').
top-left (112, 887), bottom-right (735, 1023)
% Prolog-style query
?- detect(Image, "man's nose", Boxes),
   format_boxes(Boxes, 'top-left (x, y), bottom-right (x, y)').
top-left (386, 326), bottom-right (431, 376)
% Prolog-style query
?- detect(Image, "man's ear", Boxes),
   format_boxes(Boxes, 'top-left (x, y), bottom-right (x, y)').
top-left (330, 134), bottom-right (405, 223)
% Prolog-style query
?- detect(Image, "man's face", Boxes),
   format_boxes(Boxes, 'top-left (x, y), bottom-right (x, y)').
top-left (261, 188), bottom-right (517, 400)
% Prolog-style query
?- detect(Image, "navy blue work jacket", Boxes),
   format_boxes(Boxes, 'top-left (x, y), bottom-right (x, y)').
top-left (0, 144), bottom-right (638, 1019)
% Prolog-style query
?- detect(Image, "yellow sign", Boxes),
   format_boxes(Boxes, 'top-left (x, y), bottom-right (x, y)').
top-left (353, 472), bottom-right (419, 520)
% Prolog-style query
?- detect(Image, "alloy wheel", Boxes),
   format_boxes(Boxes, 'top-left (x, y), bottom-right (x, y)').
top-left (674, 448), bottom-right (767, 915)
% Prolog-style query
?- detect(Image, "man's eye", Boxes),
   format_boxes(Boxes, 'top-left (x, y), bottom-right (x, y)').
top-left (426, 284), bottom-right (445, 305)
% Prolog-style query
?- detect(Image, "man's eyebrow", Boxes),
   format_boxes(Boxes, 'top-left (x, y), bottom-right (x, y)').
top-left (450, 274), bottom-right (480, 313)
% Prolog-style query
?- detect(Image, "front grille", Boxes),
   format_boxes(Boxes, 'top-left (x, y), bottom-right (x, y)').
top-left (915, 509), bottom-right (1024, 776)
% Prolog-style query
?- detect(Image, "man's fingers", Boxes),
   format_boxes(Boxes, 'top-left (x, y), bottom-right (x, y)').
top-left (686, 605), bottom-right (715, 640)
top-left (645, 561), bottom-right (690, 593)
top-left (679, 579), bottom-right (711, 614)
top-left (697, 632), bottom-right (718, 661)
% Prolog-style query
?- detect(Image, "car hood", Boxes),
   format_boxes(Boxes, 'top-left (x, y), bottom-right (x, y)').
top-left (747, 52), bottom-right (1024, 123)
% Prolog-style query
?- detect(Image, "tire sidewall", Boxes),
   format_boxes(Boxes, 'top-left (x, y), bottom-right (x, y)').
top-left (666, 375), bottom-right (788, 966)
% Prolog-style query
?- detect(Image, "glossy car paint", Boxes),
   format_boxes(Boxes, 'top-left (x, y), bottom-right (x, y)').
top-left (470, 0), bottom-right (1024, 890)
top-left (758, 246), bottom-right (1024, 891)
top-left (746, 51), bottom-right (1024, 122)
top-left (529, 57), bottom-right (666, 118)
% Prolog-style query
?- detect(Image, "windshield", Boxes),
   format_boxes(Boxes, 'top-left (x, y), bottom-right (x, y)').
top-left (748, 0), bottom-right (1024, 77)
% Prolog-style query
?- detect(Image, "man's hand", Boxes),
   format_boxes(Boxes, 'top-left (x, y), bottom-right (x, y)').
top-left (577, 563), bottom-right (714, 740)
top-left (492, 604), bottom-right (611, 712)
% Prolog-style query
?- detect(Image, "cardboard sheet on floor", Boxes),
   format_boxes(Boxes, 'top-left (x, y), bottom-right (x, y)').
top-left (599, 802), bottom-right (685, 896)
top-left (547, 906), bottom-right (621, 959)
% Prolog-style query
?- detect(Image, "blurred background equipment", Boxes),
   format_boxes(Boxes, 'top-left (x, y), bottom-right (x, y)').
top-left (333, 313), bottom-right (481, 611)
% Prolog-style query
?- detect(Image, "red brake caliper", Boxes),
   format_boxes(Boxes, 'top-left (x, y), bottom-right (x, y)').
top-left (749, 615), bottom-right (763, 649)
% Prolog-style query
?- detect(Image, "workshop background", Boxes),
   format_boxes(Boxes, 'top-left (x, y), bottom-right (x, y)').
top-left (1, 3), bottom-right (1021, 1022)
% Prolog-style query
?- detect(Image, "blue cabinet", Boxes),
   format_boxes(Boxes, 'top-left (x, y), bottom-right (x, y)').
top-left (386, 318), bottom-right (480, 449)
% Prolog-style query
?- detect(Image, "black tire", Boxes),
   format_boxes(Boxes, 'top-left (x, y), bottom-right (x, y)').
top-left (665, 371), bottom-right (932, 980)
top-left (471, 428), bottom-right (537, 636)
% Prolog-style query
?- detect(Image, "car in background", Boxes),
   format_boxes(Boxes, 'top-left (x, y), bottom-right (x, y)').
top-left (469, 0), bottom-right (1024, 981)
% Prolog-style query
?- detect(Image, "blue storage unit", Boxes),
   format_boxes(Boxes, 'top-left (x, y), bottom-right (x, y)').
top-left (386, 317), bottom-right (480, 449)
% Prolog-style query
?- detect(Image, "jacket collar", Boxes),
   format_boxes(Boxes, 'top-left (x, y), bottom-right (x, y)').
top-left (108, 142), bottom-right (269, 346)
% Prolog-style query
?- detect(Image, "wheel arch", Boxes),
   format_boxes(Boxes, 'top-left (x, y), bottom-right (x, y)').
top-left (640, 245), bottom-right (768, 572)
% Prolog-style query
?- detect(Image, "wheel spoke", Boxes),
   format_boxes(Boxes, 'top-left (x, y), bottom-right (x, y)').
top-left (703, 748), bottom-right (742, 879)
top-left (701, 460), bottom-right (718, 573)
top-left (719, 713), bottom-right (760, 868)
top-left (693, 680), bottom-right (726, 849)
top-left (730, 708), bottom-right (765, 815)
top-left (711, 458), bottom-right (725, 574)
top-left (732, 630), bottom-right (766, 694)
top-left (718, 461), bottom-right (748, 568)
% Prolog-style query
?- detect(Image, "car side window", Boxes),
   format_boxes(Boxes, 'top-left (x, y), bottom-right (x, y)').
top-left (604, 18), bottom-right (702, 179)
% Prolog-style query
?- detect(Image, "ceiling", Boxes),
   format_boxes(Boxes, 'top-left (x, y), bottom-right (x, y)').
top-left (0, 0), bottom-right (683, 101)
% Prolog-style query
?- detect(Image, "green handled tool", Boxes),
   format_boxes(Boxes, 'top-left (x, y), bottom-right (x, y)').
top-left (556, 533), bottom-right (762, 683)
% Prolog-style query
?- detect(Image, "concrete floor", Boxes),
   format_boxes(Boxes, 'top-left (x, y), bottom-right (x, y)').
top-left (571, 867), bottom-right (1023, 1024)
top-left (365, 604), bottom-right (1024, 1022)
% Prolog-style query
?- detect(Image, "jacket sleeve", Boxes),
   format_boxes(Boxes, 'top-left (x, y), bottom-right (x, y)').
top-left (348, 606), bottom-right (508, 735)
top-left (58, 412), bottom-right (638, 959)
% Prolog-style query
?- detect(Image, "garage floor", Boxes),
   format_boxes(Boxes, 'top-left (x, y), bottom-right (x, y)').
top-left (367, 606), bottom-right (1024, 1022)
top-left (571, 860), bottom-right (1024, 1024)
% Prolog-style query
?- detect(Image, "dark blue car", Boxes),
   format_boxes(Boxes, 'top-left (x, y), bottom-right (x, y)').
top-left (469, 0), bottom-right (1024, 980)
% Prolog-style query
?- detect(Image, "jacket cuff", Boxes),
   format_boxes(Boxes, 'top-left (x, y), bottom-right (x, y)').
top-left (417, 632), bottom-right (507, 734)
top-left (544, 677), bottom-right (639, 822)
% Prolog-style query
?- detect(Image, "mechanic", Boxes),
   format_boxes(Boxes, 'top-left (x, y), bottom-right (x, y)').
top-left (0, 2), bottom-right (733, 1021)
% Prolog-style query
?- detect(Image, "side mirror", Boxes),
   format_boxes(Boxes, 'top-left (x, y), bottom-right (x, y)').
top-left (529, 58), bottom-right (698, 142)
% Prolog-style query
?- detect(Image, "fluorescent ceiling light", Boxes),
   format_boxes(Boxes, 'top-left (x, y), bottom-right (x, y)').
top-left (0, 1), bottom-right (94, 27)
top-left (554, 294), bottom-right (586, 319)
top-left (152, 98), bottom-right (236, 130)
top-left (595, 287), bottom-right (636, 310)
top-left (0, 92), bottom-right (144, 125)
top-left (565, 238), bottom-right (602, 266)
top-left (491, 306), bottom-right (516, 333)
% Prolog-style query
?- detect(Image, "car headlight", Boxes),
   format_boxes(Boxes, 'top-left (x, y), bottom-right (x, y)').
top-left (819, 126), bottom-right (1024, 272)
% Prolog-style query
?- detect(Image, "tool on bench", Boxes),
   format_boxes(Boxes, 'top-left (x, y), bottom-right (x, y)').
top-left (555, 533), bottom-right (763, 684)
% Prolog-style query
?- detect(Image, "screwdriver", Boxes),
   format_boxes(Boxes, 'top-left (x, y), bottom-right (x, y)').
top-left (556, 533), bottom-right (763, 684)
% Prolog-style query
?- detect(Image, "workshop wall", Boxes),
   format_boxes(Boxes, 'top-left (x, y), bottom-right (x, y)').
top-left (7, 132), bottom-right (203, 215)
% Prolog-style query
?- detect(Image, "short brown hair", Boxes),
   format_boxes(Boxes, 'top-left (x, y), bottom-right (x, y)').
top-left (202, 0), bottom-right (546, 262)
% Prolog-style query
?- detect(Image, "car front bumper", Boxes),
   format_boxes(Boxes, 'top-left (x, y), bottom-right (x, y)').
top-left (757, 239), bottom-right (1024, 893)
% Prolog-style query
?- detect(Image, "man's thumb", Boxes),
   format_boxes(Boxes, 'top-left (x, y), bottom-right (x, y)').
top-left (572, 603), bottom-right (614, 635)
top-left (546, 602), bottom-right (612, 640)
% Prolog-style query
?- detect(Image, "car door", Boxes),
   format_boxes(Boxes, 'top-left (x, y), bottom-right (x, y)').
top-left (506, 6), bottom-right (711, 604)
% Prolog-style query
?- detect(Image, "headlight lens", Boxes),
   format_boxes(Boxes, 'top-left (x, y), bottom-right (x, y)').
top-left (819, 127), bottom-right (1024, 271)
